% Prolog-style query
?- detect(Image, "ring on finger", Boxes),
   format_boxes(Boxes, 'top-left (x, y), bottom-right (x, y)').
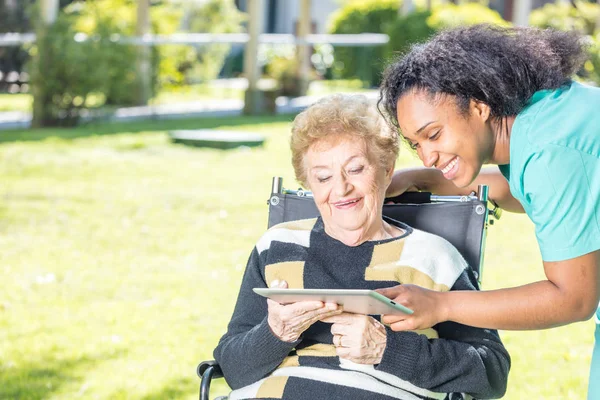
top-left (333, 334), bottom-right (341, 347)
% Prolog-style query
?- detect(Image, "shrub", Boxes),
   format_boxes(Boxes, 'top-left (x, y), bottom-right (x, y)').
top-left (70, 0), bottom-right (168, 106)
top-left (329, 1), bottom-right (509, 87)
top-left (530, 1), bottom-right (600, 35)
top-left (159, 0), bottom-right (246, 89)
top-left (384, 3), bottom-right (509, 75)
top-left (385, 9), bottom-right (435, 60)
top-left (530, 1), bottom-right (600, 86)
top-left (328, 0), bottom-right (400, 87)
top-left (585, 34), bottom-right (600, 86)
top-left (427, 2), bottom-right (510, 30)
top-left (29, 7), bottom-right (111, 126)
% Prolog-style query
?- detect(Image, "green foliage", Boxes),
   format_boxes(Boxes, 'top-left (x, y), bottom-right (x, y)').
top-left (70, 0), bottom-right (168, 106)
top-left (29, 0), bottom-right (246, 125)
top-left (530, 1), bottom-right (600, 35)
top-left (29, 7), bottom-right (112, 126)
top-left (385, 10), bottom-right (436, 60)
top-left (530, 1), bottom-right (600, 86)
top-left (159, 0), bottom-right (246, 88)
top-left (328, 1), bottom-right (509, 86)
top-left (328, 0), bottom-right (400, 86)
top-left (583, 34), bottom-right (600, 85)
top-left (427, 2), bottom-right (510, 30)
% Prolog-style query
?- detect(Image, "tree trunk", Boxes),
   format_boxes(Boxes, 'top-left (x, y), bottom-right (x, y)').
top-left (243, 0), bottom-right (266, 115)
top-left (135, 0), bottom-right (151, 106)
top-left (31, 0), bottom-right (59, 128)
top-left (511, 0), bottom-right (531, 27)
top-left (295, 0), bottom-right (310, 96)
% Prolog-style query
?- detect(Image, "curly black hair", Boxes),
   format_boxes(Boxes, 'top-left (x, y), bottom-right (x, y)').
top-left (378, 24), bottom-right (588, 129)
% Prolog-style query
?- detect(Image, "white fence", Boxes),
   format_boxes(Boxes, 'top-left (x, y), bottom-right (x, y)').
top-left (0, 32), bottom-right (389, 47)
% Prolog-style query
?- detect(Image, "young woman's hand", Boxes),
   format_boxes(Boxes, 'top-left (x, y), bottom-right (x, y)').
top-left (322, 313), bottom-right (387, 365)
top-left (267, 280), bottom-right (341, 342)
top-left (377, 284), bottom-right (448, 331)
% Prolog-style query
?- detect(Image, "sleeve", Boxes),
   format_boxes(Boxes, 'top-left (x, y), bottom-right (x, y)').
top-left (522, 144), bottom-right (600, 261)
top-left (213, 247), bottom-right (300, 389)
top-left (376, 269), bottom-right (511, 399)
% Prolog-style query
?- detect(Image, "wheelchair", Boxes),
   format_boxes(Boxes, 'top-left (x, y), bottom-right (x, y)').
top-left (197, 177), bottom-right (502, 400)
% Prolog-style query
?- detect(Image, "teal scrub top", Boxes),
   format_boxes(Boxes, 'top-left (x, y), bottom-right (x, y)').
top-left (498, 81), bottom-right (600, 262)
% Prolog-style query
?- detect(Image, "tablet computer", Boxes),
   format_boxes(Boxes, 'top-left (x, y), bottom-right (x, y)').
top-left (253, 288), bottom-right (413, 316)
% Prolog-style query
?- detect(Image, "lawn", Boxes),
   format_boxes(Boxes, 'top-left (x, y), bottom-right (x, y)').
top-left (0, 114), bottom-right (594, 400)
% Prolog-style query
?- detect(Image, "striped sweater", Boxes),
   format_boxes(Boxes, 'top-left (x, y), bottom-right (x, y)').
top-left (214, 217), bottom-right (510, 400)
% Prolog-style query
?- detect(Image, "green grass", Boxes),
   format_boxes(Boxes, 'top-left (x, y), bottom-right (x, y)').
top-left (0, 115), bottom-right (594, 399)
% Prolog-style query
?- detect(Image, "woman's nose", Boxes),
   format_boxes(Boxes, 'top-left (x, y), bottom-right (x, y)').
top-left (421, 146), bottom-right (439, 168)
top-left (334, 175), bottom-right (352, 196)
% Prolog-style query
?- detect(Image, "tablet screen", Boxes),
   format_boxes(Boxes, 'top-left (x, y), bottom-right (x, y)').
top-left (253, 288), bottom-right (413, 316)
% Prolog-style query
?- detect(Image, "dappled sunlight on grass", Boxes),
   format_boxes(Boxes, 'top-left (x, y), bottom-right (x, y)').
top-left (0, 116), bottom-right (594, 399)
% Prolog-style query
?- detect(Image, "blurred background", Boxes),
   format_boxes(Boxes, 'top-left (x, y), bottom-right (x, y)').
top-left (0, 0), bottom-right (598, 399)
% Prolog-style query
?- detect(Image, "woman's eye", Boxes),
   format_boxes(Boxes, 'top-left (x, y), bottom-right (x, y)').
top-left (348, 166), bottom-right (364, 174)
top-left (317, 176), bottom-right (331, 183)
top-left (409, 141), bottom-right (419, 150)
top-left (428, 130), bottom-right (441, 141)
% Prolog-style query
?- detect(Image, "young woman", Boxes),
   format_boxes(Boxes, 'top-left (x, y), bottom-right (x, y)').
top-left (377, 24), bottom-right (599, 398)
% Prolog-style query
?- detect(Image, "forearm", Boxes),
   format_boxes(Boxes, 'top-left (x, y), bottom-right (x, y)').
top-left (396, 166), bottom-right (524, 213)
top-left (442, 280), bottom-right (596, 330)
top-left (213, 317), bottom-right (298, 389)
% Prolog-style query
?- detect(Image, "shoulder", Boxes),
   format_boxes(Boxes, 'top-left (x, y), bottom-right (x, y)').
top-left (515, 82), bottom-right (600, 150)
top-left (255, 218), bottom-right (318, 254)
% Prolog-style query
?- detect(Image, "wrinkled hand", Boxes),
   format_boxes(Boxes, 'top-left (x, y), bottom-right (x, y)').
top-left (267, 280), bottom-right (342, 342)
top-left (376, 284), bottom-right (447, 331)
top-left (321, 313), bottom-right (387, 365)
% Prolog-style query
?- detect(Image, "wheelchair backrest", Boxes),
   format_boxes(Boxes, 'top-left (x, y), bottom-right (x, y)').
top-left (267, 178), bottom-right (496, 284)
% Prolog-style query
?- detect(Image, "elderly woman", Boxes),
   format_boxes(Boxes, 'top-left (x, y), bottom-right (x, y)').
top-left (213, 94), bottom-right (510, 400)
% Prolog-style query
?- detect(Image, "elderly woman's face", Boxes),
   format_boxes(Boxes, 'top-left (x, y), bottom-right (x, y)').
top-left (303, 135), bottom-right (391, 239)
top-left (396, 90), bottom-right (493, 188)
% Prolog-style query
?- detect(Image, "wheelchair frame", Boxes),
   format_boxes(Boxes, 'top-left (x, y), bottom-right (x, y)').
top-left (197, 177), bottom-right (501, 400)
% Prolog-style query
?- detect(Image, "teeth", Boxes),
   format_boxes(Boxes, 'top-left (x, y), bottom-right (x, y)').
top-left (338, 199), bottom-right (358, 206)
top-left (441, 158), bottom-right (458, 174)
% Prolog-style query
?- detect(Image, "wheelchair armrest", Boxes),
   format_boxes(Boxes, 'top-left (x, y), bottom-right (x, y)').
top-left (385, 191), bottom-right (432, 204)
top-left (198, 360), bottom-right (224, 400)
top-left (197, 360), bottom-right (223, 379)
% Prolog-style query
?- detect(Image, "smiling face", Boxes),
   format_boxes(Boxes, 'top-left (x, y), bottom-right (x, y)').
top-left (396, 90), bottom-right (494, 188)
top-left (303, 134), bottom-right (393, 245)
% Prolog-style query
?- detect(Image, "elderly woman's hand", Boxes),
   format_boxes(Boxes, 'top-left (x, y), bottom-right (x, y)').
top-left (377, 284), bottom-right (448, 331)
top-left (267, 280), bottom-right (342, 342)
top-left (321, 313), bottom-right (387, 365)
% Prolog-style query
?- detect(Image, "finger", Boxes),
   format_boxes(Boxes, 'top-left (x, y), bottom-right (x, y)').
top-left (389, 319), bottom-right (415, 332)
top-left (320, 312), bottom-right (354, 324)
top-left (270, 279), bottom-right (280, 288)
top-left (303, 308), bottom-right (343, 326)
top-left (288, 301), bottom-right (327, 315)
top-left (380, 314), bottom-right (406, 325)
top-left (267, 298), bottom-right (283, 309)
top-left (332, 334), bottom-right (341, 347)
top-left (324, 302), bottom-right (338, 309)
top-left (279, 280), bottom-right (288, 288)
top-left (330, 323), bottom-right (354, 337)
top-left (336, 346), bottom-right (351, 358)
top-left (375, 285), bottom-right (403, 299)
